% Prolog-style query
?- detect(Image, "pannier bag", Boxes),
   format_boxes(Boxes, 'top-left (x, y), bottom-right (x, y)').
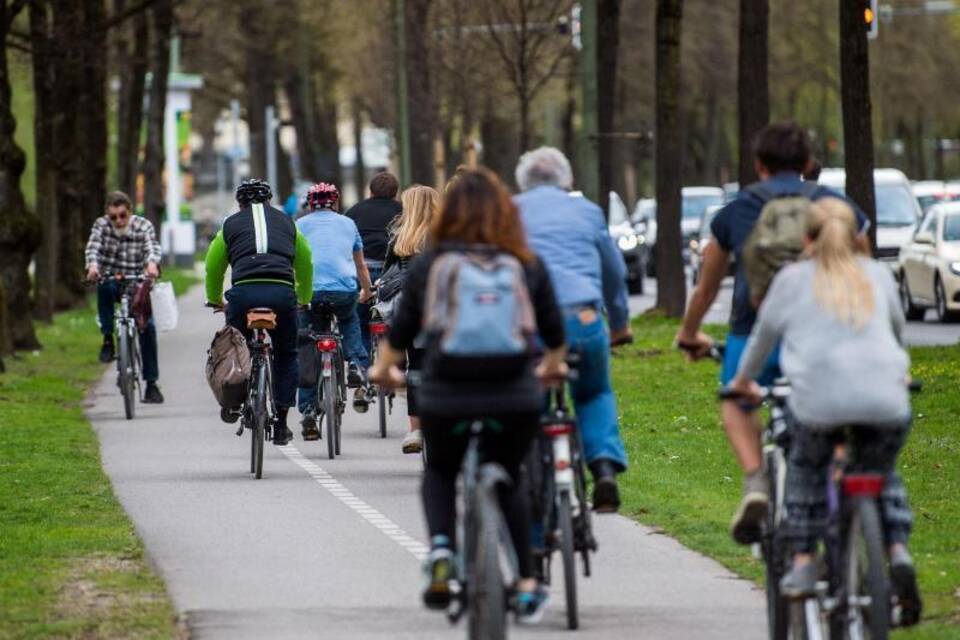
top-left (298, 328), bottom-right (321, 388)
top-left (423, 250), bottom-right (536, 381)
top-left (205, 325), bottom-right (252, 408)
top-left (131, 280), bottom-right (153, 332)
top-left (150, 281), bottom-right (179, 332)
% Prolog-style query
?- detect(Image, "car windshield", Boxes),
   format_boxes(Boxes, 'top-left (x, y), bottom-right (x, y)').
top-left (682, 195), bottom-right (723, 219)
top-left (875, 185), bottom-right (920, 226)
top-left (944, 214), bottom-right (960, 242)
top-left (917, 195), bottom-right (942, 212)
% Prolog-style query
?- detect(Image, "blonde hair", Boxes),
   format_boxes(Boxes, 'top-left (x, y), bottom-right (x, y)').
top-left (806, 198), bottom-right (874, 329)
top-left (393, 185), bottom-right (440, 258)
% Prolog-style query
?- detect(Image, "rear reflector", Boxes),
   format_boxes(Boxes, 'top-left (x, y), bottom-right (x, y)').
top-left (843, 474), bottom-right (885, 497)
top-left (316, 338), bottom-right (338, 352)
top-left (369, 322), bottom-right (389, 336)
top-left (542, 422), bottom-right (574, 437)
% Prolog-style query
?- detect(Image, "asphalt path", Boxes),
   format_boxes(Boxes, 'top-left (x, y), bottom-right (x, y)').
top-left (89, 284), bottom-right (766, 639)
top-left (629, 277), bottom-right (960, 346)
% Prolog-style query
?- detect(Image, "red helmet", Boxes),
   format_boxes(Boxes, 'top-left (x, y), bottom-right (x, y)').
top-left (305, 182), bottom-right (340, 211)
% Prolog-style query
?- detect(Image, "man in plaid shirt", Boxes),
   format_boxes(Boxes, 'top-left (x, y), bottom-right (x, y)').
top-left (85, 191), bottom-right (165, 403)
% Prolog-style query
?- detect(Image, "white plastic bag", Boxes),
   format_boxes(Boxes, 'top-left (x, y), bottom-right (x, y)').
top-left (150, 282), bottom-right (178, 332)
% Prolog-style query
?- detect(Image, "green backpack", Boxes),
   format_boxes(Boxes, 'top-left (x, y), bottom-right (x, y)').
top-left (742, 181), bottom-right (819, 307)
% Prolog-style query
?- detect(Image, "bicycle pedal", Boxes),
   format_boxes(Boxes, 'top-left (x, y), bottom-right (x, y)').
top-left (235, 425), bottom-right (244, 437)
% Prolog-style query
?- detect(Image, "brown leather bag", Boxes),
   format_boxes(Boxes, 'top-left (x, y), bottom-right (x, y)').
top-left (205, 325), bottom-right (252, 408)
top-left (131, 280), bottom-right (153, 331)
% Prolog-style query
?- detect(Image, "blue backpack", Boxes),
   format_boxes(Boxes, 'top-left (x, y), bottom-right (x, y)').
top-left (423, 249), bottom-right (537, 381)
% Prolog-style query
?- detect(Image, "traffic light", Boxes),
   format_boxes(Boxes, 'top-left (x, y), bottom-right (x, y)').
top-left (865, 0), bottom-right (879, 39)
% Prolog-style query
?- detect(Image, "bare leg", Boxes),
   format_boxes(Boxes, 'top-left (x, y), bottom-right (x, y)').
top-left (721, 401), bottom-right (762, 473)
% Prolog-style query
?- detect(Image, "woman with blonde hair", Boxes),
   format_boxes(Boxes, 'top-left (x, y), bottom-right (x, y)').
top-left (728, 197), bottom-right (921, 624)
top-left (382, 185), bottom-right (440, 454)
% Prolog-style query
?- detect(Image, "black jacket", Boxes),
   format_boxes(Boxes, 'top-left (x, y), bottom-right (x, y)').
top-left (222, 203), bottom-right (297, 284)
top-left (345, 197), bottom-right (402, 262)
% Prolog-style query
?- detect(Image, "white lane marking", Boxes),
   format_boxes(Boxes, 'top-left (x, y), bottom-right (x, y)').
top-left (278, 445), bottom-right (430, 561)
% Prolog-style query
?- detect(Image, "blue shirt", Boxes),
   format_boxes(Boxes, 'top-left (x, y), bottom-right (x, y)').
top-left (711, 172), bottom-right (869, 335)
top-left (516, 186), bottom-right (629, 330)
top-left (296, 210), bottom-right (363, 293)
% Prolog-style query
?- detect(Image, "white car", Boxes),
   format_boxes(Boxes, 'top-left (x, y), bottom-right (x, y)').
top-left (818, 168), bottom-right (922, 266)
top-left (912, 180), bottom-right (947, 213)
top-left (898, 202), bottom-right (960, 322)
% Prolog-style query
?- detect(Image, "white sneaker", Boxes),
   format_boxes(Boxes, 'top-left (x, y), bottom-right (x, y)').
top-left (402, 429), bottom-right (424, 454)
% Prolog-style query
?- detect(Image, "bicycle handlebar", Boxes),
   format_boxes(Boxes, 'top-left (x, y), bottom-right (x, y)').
top-left (677, 340), bottom-right (726, 363)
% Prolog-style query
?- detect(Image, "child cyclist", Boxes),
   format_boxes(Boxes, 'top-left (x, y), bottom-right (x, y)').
top-left (726, 198), bottom-right (921, 625)
top-left (369, 168), bottom-right (567, 624)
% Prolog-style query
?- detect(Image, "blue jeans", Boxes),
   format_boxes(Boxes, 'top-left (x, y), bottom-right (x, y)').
top-left (565, 310), bottom-right (628, 472)
top-left (358, 263), bottom-right (383, 354)
top-left (298, 290), bottom-right (368, 413)
top-left (720, 333), bottom-right (781, 386)
top-left (225, 283), bottom-right (299, 409)
top-left (97, 281), bottom-right (159, 382)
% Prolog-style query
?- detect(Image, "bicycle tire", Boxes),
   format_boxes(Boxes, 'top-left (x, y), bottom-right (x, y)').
top-left (335, 353), bottom-right (344, 456)
top-left (323, 370), bottom-right (336, 460)
top-left (559, 490), bottom-right (579, 630)
top-left (252, 363), bottom-right (267, 479)
top-left (118, 327), bottom-right (135, 420)
top-left (765, 451), bottom-right (790, 640)
top-left (469, 488), bottom-right (507, 640)
top-left (378, 386), bottom-right (387, 438)
top-left (846, 498), bottom-right (889, 640)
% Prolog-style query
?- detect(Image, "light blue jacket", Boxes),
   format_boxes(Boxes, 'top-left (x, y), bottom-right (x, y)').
top-left (516, 186), bottom-right (629, 330)
top-left (296, 210), bottom-right (363, 293)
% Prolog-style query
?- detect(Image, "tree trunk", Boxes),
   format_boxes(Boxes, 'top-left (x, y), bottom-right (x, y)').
top-left (353, 98), bottom-right (365, 202)
top-left (654, 0), bottom-right (686, 317)
top-left (0, 0), bottom-right (42, 350)
top-left (405, 0), bottom-right (435, 185)
top-left (737, 0), bottom-right (769, 187)
top-left (597, 0), bottom-right (621, 215)
top-left (142, 0), bottom-right (173, 230)
top-left (80, 0), bottom-right (108, 243)
top-left (839, 0), bottom-right (877, 252)
top-left (314, 83), bottom-right (341, 184)
top-left (116, 2), bottom-right (149, 198)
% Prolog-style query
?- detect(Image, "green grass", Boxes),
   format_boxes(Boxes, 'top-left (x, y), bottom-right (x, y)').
top-left (162, 265), bottom-right (201, 298)
top-left (0, 276), bottom-right (200, 639)
top-left (613, 314), bottom-right (960, 638)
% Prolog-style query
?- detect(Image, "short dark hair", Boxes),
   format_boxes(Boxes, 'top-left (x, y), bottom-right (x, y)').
top-left (105, 191), bottom-right (133, 210)
top-left (369, 172), bottom-right (399, 199)
top-left (752, 122), bottom-right (811, 174)
top-left (802, 158), bottom-right (822, 181)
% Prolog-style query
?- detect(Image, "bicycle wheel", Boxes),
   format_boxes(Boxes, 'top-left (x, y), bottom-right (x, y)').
top-left (118, 327), bottom-right (135, 420)
top-left (468, 488), bottom-right (507, 640)
top-left (558, 489), bottom-right (579, 630)
top-left (323, 369), bottom-right (336, 460)
top-left (765, 452), bottom-right (790, 640)
top-left (252, 364), bottom-right (267, 479)
top-left (335, 355), bottom-right (344, 456)
top-left (378, 386), bottom-right (388, 438)
top-left (845, 498), bottom-right (889, 640)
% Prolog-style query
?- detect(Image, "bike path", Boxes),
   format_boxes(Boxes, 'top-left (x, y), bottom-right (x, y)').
top-left (89, 285), bottom-right (765, 639)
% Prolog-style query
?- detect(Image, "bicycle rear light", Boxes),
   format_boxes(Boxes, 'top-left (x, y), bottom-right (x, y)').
top-left (542, 421), bottom-right (574, 437)
top-left (316, 338), bottom-right (338, 352)
top-left (369, 322), bottom-right (389, 336)
top-left (842, 474), bottom-right (885, 497)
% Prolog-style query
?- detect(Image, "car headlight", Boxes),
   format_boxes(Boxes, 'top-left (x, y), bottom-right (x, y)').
top-left (617, 234), bottom-right (639, 251)
top-left (950, 261), bottom-right (960, 276)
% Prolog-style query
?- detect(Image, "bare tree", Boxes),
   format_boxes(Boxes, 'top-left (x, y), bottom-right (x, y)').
top-left (142, 0), bottom-right (173, 229)
top-left (654, 0), bottom-right (686, 317)
top-left (115, 0), bottom-right (150, 198)
top-left (597, 0), bottom-right (620, 214)
top-left (737, 0), bottom-right (769, 186)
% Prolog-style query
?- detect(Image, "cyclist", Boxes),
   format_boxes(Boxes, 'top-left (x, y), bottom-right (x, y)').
top-left (514, 146), bottom-right (632, 513)
top-left (369, 168), bottom-right (567, 623)
top-left (84, 190), bottom-right (165, 404)
top-left (296, 182), bottom-right (374, 438)
top-left (345, 171), bottom-right (402, 354)
top-left (726, 198), bottom-right (920, 624)
top-left (677, 122), bottom-right (869, 544)
top-left (204, 179), bottom-right (313, 445)
top-left (381, 184), bottom-right (440, 455)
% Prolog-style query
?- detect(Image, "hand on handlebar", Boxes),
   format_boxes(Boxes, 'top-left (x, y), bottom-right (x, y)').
top-left (86, 266), bottom-right (100, 283)
top-left (722, 375), bottom-right (763, 405)
top-left (368, 362), bottom-right (406, 390)
top-left (205, 301), bottom-right (225, 313)
top-left (535, 353), bottom-right (570, 386)
top-left (675, 330), bottom-right (715, 362)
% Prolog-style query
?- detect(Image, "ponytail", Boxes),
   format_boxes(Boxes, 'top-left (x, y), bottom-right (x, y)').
top-left (806, 198), bottom-right (874, 329)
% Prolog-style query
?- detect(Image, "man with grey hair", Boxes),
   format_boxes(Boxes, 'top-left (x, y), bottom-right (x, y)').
top-left (515, 146), bottom-right (632, 513)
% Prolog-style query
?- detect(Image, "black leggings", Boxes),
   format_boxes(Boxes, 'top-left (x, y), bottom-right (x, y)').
top-left (421, 412), bottom-right (540, 579)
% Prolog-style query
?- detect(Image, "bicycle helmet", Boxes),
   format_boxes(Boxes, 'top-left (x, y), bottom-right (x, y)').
top-left (305, 182), bottom-right (340, 211)
top-left (235, 178), bottom-right (273, 206)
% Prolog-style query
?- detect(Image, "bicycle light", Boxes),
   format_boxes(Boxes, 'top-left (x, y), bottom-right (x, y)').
top-left (316, 338), bottom-right (338, 352)
top-left (369, 322), bottom-right (389, 336)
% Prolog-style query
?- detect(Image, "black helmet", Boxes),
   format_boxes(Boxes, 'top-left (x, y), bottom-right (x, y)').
top-left (235, 178), bottom-right (273, 206)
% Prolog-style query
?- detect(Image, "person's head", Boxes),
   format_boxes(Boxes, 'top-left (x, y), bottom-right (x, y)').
top-left (305, 182), bottom-right (340, 212)
top-left (805, 197), bottom-right (874, 328)
top-left (105, 191), bottom-right (133, 229)
top-left (369, 172), bottom-right (399, 199)
top-left (431, 168), bottom-right (533, 263)
top-left (752, 122), bottom-right (812, 179)
top-left (803, 158), bottom-right (822, 182)
top-left (394, 185), bottom-right (440, 258)
top-left (515, 147), bottom-right (574, 192)
top-left (235, 178), bottom-right (273, 207)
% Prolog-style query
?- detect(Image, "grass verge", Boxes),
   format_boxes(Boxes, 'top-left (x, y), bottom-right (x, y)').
top-left (0, 272), bottom-right (199, 639)
top-left (613, 313), bottom-right (960, 639)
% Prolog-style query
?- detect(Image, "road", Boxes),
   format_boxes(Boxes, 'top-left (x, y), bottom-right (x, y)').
top-left (629, 277), bottom-right (960, 346)
top-left (89, 284), bottom-right (766, 640)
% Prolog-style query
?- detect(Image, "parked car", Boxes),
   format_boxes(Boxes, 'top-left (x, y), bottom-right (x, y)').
top-left (631, 187), bottom-right (726, 277)
top-left (818, 168), bottom-right (922, 267)
top-left (912, 180), bottom-right (948, 213)
top-left (898, 202), bottom-right (960, 322)
top-left (607, 191), bottom-right (647, 294)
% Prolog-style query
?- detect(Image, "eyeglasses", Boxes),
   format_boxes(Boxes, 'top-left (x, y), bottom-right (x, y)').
top-left (108, 212), bottom-right (130, 222)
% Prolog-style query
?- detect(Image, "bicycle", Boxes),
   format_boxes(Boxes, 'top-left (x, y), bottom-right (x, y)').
top-left (305, 302), bottom-right (347, 459)
top-left (528, 360), bottom-right (597, 630)
top-left (97, 274), bottom-right (149, 420)
top-left (368, 312), bottom-right (394, 439)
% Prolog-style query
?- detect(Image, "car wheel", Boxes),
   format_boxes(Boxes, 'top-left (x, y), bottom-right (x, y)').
top-left (900, 272), bottom-right (926, 321)
top-left (934, 275), bottom-right (960, 323)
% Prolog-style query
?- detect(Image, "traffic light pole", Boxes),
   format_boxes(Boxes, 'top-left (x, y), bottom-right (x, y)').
top-left (579, 0), bottom-right (600, 203)
top-left (395, 0), bottom-right (412, 187)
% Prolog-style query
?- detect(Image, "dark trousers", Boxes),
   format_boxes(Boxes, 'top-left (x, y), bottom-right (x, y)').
top-left (421, 412), bottom-right (540, 579)
top-left (225, 283), bottom-right (299, 409)
top-left (97, 281), bottom-right (159, 382)
top-left (358, 263), bottom-right (383, 355)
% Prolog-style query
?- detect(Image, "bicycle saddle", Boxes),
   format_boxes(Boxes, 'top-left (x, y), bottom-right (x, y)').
top-left (246, 308), bottom-right (277, 330)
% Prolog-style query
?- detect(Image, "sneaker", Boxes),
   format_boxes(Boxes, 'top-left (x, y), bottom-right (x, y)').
top-left (779, 562), bottom-right (819, 598)
top-left (143, 382), bottom-right (164, 404)
top-left (589, 459), bottom-right (621, 513)
top-left (347, 362), bottom-right (364, 388)
top-left (422, 545), bottom-right (455, 610)
top-left (301, 413), bottom-right (321, 441)
top-left (515, 585), bottom-right (550, 625)
top-left (273, 425), bottom-right (293, 446)
top-left (352, 387), bottom-right (370, 413)
top-left (890, 551), bottom-right (922, 626)
top-left (99, 336), bottom-right (115, 363)
top-left (220, 407), bottom-right (241, 424)
top-left (731, 470), bottom-right (769, 545)
top-left (402, 429), bottom-right (424, 454)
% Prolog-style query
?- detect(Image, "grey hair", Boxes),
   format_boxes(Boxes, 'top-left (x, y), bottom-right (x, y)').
top-left (515, 146), bottom-right (574, 191)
